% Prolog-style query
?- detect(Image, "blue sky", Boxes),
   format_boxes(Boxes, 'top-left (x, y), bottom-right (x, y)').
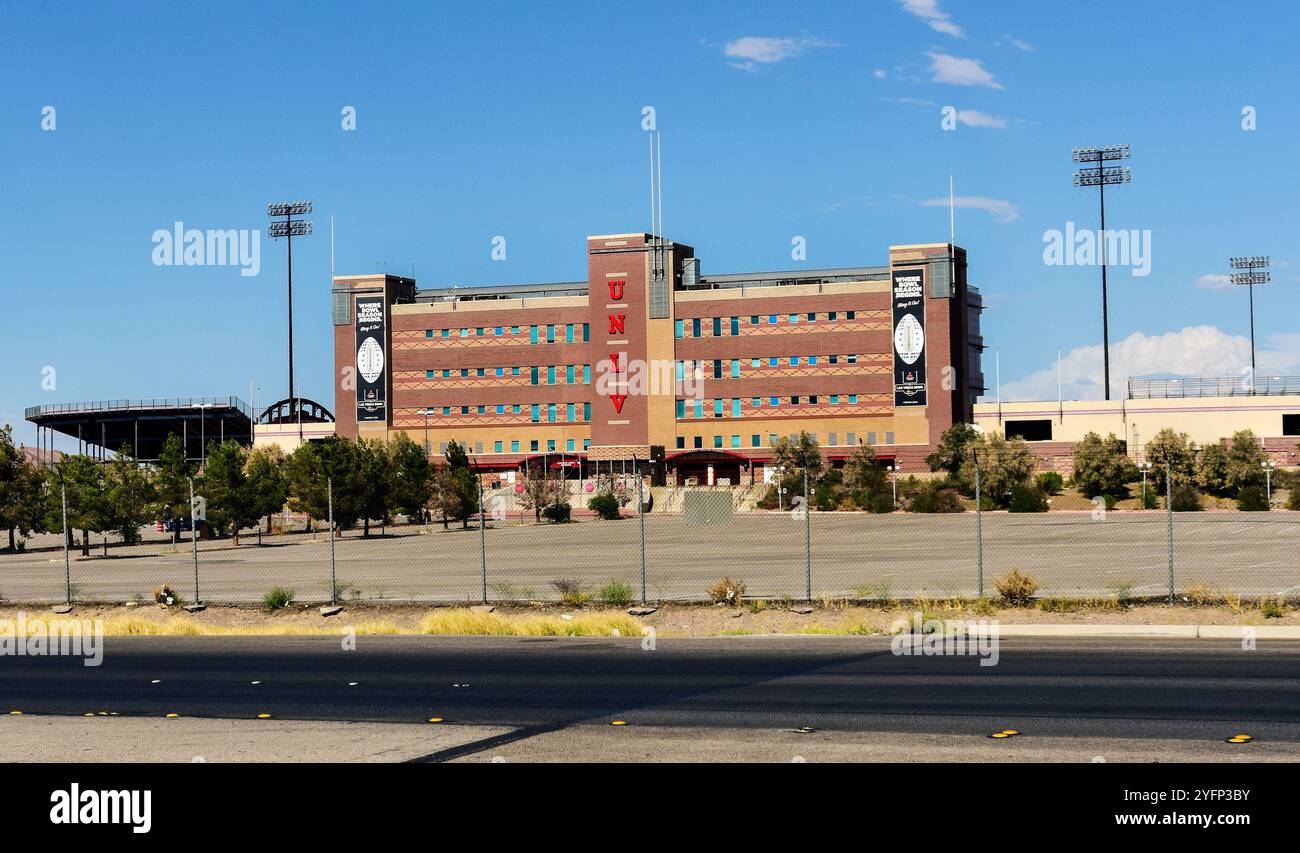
top-left (3, 0), bottom-right (1299, 449)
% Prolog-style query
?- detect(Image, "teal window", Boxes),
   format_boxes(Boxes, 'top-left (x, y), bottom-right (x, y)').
top-left (849, 394), bottom-right (859, 403)
top-left (511, 440), bottom-right (520, 452)
top-left (494, 326), bottom-right (503, 336)
top-left (512, 366), bottom-right (521, 376)
top-left (712, 317), bottom-right (722, 337)
top-left (582, 323), bottom-right (589, 342)
top-left (730, 316), bottom-right (740, 336)
top-left (675, 320), bottom-right (684, 339)
top-left (769, 357), bottom-right (778, 367)
top-left (530, 440), bottom-right (539, 452)
top-left (476, 327), bottom-right (484, 336)
top-left (583, 439), bottom-right (591, 450)
top-left (476, 368), bottom-right (485, 377)
top-left (768, 315), bottom-right (777, 324)
top-left (730, 360), bottom-right (740, 378)
top-left (731, 398), bottom-right (741, 417)
top-left (750, 358), bottom-right (760, 368)
top-left (770, 396), bottom-right (779, 406)
top-left (806, 312), bottom-right (815, 322)
top-left (530, 325), bottom-right (538, 344)
top-left (461, 368), bottom-right (469, 377)
top-left (494, 441), bottom-right (503, 453)
top-left (692, 318), bottom-right (701, 337)
top-left (496, 404), bottom-right (505, 414)
top-left (694, 400), bottom-right (703, 419)
top-left (547, 404), bottom-right (556, 423)
top-left (511, 326), bottom-right (520, 335)
top-left (731, 435), bottom-right (740, 448)
top-left (583, 403), bottom-right (590, 421)
top-left (714, 399), bottom-right (723, 417)
top-left (751, 397), bottom-right (761, 407)
top-left (713, 435), bottom-right (723, 449)
top-left (530, 366), bottom-right (539, 385)
top-left (441, 329), bottom-right (450, 338)
top-left (547, 439), bottom-right (556, 452)
top-left (566, 364), bottom-right (575, 384)
top-left (750, 315), bottom-right (759, 325)
top-left (583, 364), bottom-right (591, 384)
top-left (566, 403), bottom-right (575, 422)
top-left (790, 357), bottom-right (799, 366)
top-left (460, 328), bottom-right (469, 337)
top-left (425, 370), bottom-right (434, 379)
top-left (789, 314), bottom-right (798, 324)
top-left (676, 399), bottom-right (685, 418)
top-left (567, 439), bottom-right (575, 452)
top-left (846, 310), bottom-right (856, 320)
top-left (808, 356), bottom-right (818, 365)
top-left (547, 365), bottom-right (556, 385)
top-left (512, 404), bottom-right (521, 414)
top-left (751, 435), bottom-right (760, 447)
top-left (495, 367), bottom-right (504, 377)
top-left (425, 330), bottom-right (433, 338)
top-left (830, 395), bottom-right (840, 404)
top-left (546, 325), bottom-right (555, 343)
top-left (530, 404), bottom-right (540, 423)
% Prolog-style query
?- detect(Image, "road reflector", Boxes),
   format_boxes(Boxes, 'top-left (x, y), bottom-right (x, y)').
top-left (257, 713), bottom-right (272, 719)
top-left (1227, 734), bottom-right (1253, 744)
top-left (165, 713), bottom-right (179, 718)
top-left (83, 713), bottom-right (94, 717)
top-left (990, 729), bottom-right (1020, 739)
top-left (428, 717), bottom-right (444, 723)
top-left (9, 711), bottom-right (21, 716)
top-left (611, 720), bottom-right (628, 726)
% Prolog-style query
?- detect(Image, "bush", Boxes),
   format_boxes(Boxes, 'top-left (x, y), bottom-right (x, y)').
top-left (1169, 483), bottom-right (1203, 512)
top-left (587, 493), bottom-right (621, 520)
top-left (1008, 484), bottom-right (1049, 513)
top-left (597, 579), bottom-right (635, 607)
top-left (152, 584), bottom-right (178, 606)
top-left (994, 570), bottom-right (1039, 606)
top-left (551, 579), bottom-right (591, 606)
top-left (263, 586), bottom-right (294, 611)
top-left (855, 489), bottom-right (896, 513)
top-left (1289, 488), bottom-right (1300, 511)
top-left (1036, 471), bottom-right (1064, 496)
top-left (1096, 493), bottom-right (1118, 511)
top-left (1138, 485), bottom-right (1159, 509)
top-left (1260, 595), bottom-right (1289, 619)
top-left (707, 576), bottom-right (746, 606)
top-left (542, 501), bottom-right (572, 523)
top-left (906, 483), bottom-right (964, 513)
top-left (1236, 485), bottom-right (1269, 512)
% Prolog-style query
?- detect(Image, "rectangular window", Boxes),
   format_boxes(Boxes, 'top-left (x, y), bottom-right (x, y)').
top-left (731, 398), bottom-right (741, 417)
top-left (713, 435), bottom-right (723, 449)
top-left (583, 439), bottom-right (591, 450)
top-left (829, 355), bottom-right (838, 365)
top-left (676, 399), bottom-right (685, 418)
top-left (530, 404), bottom-right (540, 423)
top-left (694, 436), bottom-right (703, 449)
top-left (713, 360), bottom-right (723, 379)
top-left (790, 357), bottom-right (799, 366)
top-left (530, 440), bottom-right (539, 452)
top-left (566, 403), bottom-right (575, 422)
top-left (751, 434), bottom-right (761, 447)
top-left (885, 431), bottom-right (895, 444)
top-left (1284, 414), bottom-right (1300, 435)
top-left (750, 315), bottom-right (759, 325)
top-left (547, 404), bottom-right (556, 423)
top-left (692, 318), bottom-right (701, 338)
top-left (476, 368), bottom-right (485, 377)
top-left (867, 432), bottom-right (876, 445)
top-left (496, 404), bottom-right (505, 414)
top-left (582, 323), bottom-right (590, 342)
top-left (675, 361), bottom-right (685, 382)
top-left (476, 327), bottom-right (484, 337)
top-left (809, 396), bottom-right (818, 405)
top-left (425, 330), bottom-right (433, 338)
top-left (547, 366), bottom-right (556, 385)
top-left (712, 317), bottom-right (722, 337)
top-left (829, 311), bottom-right (837, 321)
top-left (846, 310), bottom-right (856, 320)
top-left (789, 313), bottom-right (798, 324)
top-left (730, 360), bottom-right (740, 378)
top-left (731, 435), bottom-right (740, 448)
top-left (792, 396), bottom-right (801, 405)
top-left (846, 432), bottom-right (855, 446)
top-left (461, 368), bottom-right (469, 377)
top-left (807, 312), bottom-right (815, 322)
top-left (494, 441), bottom-right (503, 453)
top-left (769, 434), bottom-right (778, 446)
top-left (512, 404), bottom-right (521, 414)
top-left (1005, 419), bottom-right (1054, 442)
top-left (583, 403), bottom-right (590, 421)
top-left (714, 399), bottom-right (723, 417)
top-left (676, 437), bottom-right (686, 449)
top-left (547, 439), bottom-right (556, 452)
top-left (511, 440), bottom-right (520, 452)
top-left (830, 395), bottom-right (839, 404)
top-left (530, 325), bottom-right (538, 344)
top-left (768, 314), bottom-right (777, 325)
top-left (847, 354), bottom-right (858, 364)
top-left (694, 399), bottom-right (703, 419)
top-left (477, 405), bottom-right (486, 414)
top-left (565, 323), bottom-right (574, 343)
top-left (530, 366), bottom-right (539, 385)
top-left (750, 357), bottom-right (760, 369)
top-left (546, 325), bottom-right (555, 343)
top-left (441, 329), bottom-right (450, 338)
top-left (425, 370), bottom-right (434, 379)
top-left (770, 396), bottom-right (779, 406)
top-left (460, 328), bottom-right (469, 338)
top-left (512, 366), bottom-right (521, 376)
top-left (829, 432), bottom-right (838, 446)
top-left (769, 357), bottom-right (778, 367)
top-left (495, 326), bottom-right (503, 336)
top-left (848, 394), bottom-right (858, 403)
top-left (675, 320), bottom-right (684, 339)
top-left (511, 326), bottom-right (520, 335)
top-left (583, 364), bottom-right (591, 384)
top-left (495, 367), bottom-right (504, 377)
top-left (808, 356), bottom-right (818, 365)
top-left (751, 397), bottom-right (761, 408)
top-left (566, 364), bottom-right (575, 384)
top-left (567, 439), bottom-right (575, 452)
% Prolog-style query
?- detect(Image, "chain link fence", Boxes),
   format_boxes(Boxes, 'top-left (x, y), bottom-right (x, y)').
top-left (3, 464), bottom-right (1297, 606)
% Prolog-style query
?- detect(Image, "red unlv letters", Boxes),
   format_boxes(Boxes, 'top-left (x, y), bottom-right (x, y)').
top-left (608, 279), bottom-right (627, 414)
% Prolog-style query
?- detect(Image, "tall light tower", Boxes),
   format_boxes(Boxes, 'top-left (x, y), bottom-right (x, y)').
top-left (1072, 145), bottom-right (1132, 400)
top-left (267, 201), bottom-right (314, 441)
top-left (1229, 256), bottom-right (1270, 395)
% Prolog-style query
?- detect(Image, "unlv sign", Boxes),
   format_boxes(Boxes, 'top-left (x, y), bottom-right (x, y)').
top-left (607, 279), bottom-right (627, 414)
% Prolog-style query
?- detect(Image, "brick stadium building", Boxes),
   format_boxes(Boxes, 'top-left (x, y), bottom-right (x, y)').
top-left (331, 234), bottom-right (984, 485)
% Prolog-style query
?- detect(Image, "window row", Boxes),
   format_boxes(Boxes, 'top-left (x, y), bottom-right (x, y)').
top-left (423, 402), bottom-right (592, 424)
top-left (674, 311), bottom-right (859, 339)
top-left (424, 364), bottom-right (593, 385)
top-left (424, 323), bottom-right (590, 343)
top-left (676, 354), bottom-right (862, 380)
top-left (676, 395), bottom-right (862, 419)
top-left (437, 437), bottom-right (592, 455)
top-left (674, 430), bottom-right (895, 450)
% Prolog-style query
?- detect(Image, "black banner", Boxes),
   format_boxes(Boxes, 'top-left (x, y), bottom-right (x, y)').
top-left (891, 267), bottom-right (927, 407)
top-left (355, 295), bottom-right (387, 423)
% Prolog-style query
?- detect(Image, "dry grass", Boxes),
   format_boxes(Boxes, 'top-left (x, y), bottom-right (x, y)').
top-left (417, 609), bottom-right (642, 637)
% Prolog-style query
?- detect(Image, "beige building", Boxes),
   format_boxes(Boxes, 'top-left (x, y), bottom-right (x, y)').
top-left (974, 382), bottom-right (1300, 473)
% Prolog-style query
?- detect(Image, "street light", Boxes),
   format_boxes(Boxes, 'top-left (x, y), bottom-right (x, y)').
top-left (1139, 461), bottom-right (1151, 508)
top-left (267, 201), bottom-right (314, 442)
top-left (1230, 256), bottom-right (1270, 394)
top-left (1261, 459), bottom-right (1276, 502)
top-left (1072, 145), bottom-right (1132, 401)
top-left (887, 464), bottom-right (898, 507)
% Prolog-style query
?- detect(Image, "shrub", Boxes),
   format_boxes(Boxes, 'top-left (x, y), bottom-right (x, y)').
top-left (707, 576), bottom-right (746, 606)
top-left (1008, 484), bottom-right (1049, 513)
top-left (1138, 485), bottom-right (1159, 509)
top-left (542, 501), bottom-right (572, 523)
top-left (1096, 493), bottom-right (1118, 511)
top-left (1260, 595), bottom-right (1288, 619)
top-left (1036, 471), bottom-right (1064, 496)
top-left (854, 489), bottom-right (896, 513)
top-left (1289, 488), bottom-right (1300, 511)
top-left (597, 579), bottom-right (635, 607)
top-left (994, 570), bottom-right (1039, 606)
top-left (551, 579), bottom-right (591, 606)
top-left (153, 584), bottom-right (178, 606)
top-left (263, 586), bottom-right (294, 611)
top-left (1169, 483), bottom-right (1203, 512)
top-left (907, 483), bottom-right (965, 513)
top-left (587, 493), bottom-right (621, 520)
top-left (1236, 485), bottom-right (1269, 512)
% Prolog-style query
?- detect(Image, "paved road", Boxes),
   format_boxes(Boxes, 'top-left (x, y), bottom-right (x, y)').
top-left (2, 636), bottom-right (1299, 761)
top-left (1, 512), bottom-right (1297, 603)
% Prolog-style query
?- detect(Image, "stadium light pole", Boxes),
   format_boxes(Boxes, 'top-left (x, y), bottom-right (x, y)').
top-left (1072, 145), bottom-right (1132, 400)
top-left (1229, 256), bottom-right (1270, 395)
top-left (267, 201), bottom-right (314, 442)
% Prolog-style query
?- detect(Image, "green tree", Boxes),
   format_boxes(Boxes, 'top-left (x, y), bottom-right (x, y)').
top-left (433, 440), bottom-right (480, 530)
top-left (1145, 428), bottom-right (1196, 491)
top-left (1224, 430), bottom-right (1267, 492)
top-left (388, 432), bottom-right (433, 524)
top-left (1071, 432), bottom-right (1137, 498)
top-left (0, 426), bottom-right (46, 550)
top-left (356, 438), bottom-right (394, 536)
top-left (244, 445), bottom-right (288, 538)
top-left (103, 445), bottom-right (155, 545)
top-left (285, 436), bottom-right (365, 532)
top-left (154, 433), bottom-right (195, 544)
top-left (517, 460), bottom-right (564, 524)
top-left (200, 440), bottom-right (259, 544)
top-left (57, 455), bottom-right (111, 556)
top-left (925, 423), bottom-right (979, 481)
top-left (1195, 443), bottom-right (1230, 496)
top-left (959, 434), bottom-right (1037, 507)
top-left (843, 440), bottom-right (888, 508)
top-left (770, 431), bottom-right (825, 497)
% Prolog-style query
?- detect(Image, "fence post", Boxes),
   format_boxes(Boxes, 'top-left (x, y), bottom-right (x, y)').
top-left (61, 482), bottom-right (71, 605)
top-left (478, 470), bottom-right (487, 604)
top-left (803, 465), bottom-right (812, 602)
top-left (1166, 463), bottom-right (1174, 604)
top-left (189, 477), bottom-right (200, 604)
top-left (636, 456), bottom-right (647, 604)
top-left (328, 476), bottom-right (336, 605)
top-left (974, 449), bottom-right (983, 598)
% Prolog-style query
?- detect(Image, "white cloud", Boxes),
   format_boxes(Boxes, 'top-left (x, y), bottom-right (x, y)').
top-left (899, 0), bottom-right (964, 37)
top-left (998, 326), bottom-right (1300, 402)
top-left (722, 36), bottom-right (836, 68)
top-left (1194, 274), bottom-right (1232, 290)
top-left (918, 195), bottom-right (1020, 223)
top-left (998, 34), bottom-right (1036, 52)
top-left (956, 108), bottom-right (1008, 128)
top-left (927, 52), bottom-right (1004, 89)
top-left (873, 68), bottom-right (887, 79)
